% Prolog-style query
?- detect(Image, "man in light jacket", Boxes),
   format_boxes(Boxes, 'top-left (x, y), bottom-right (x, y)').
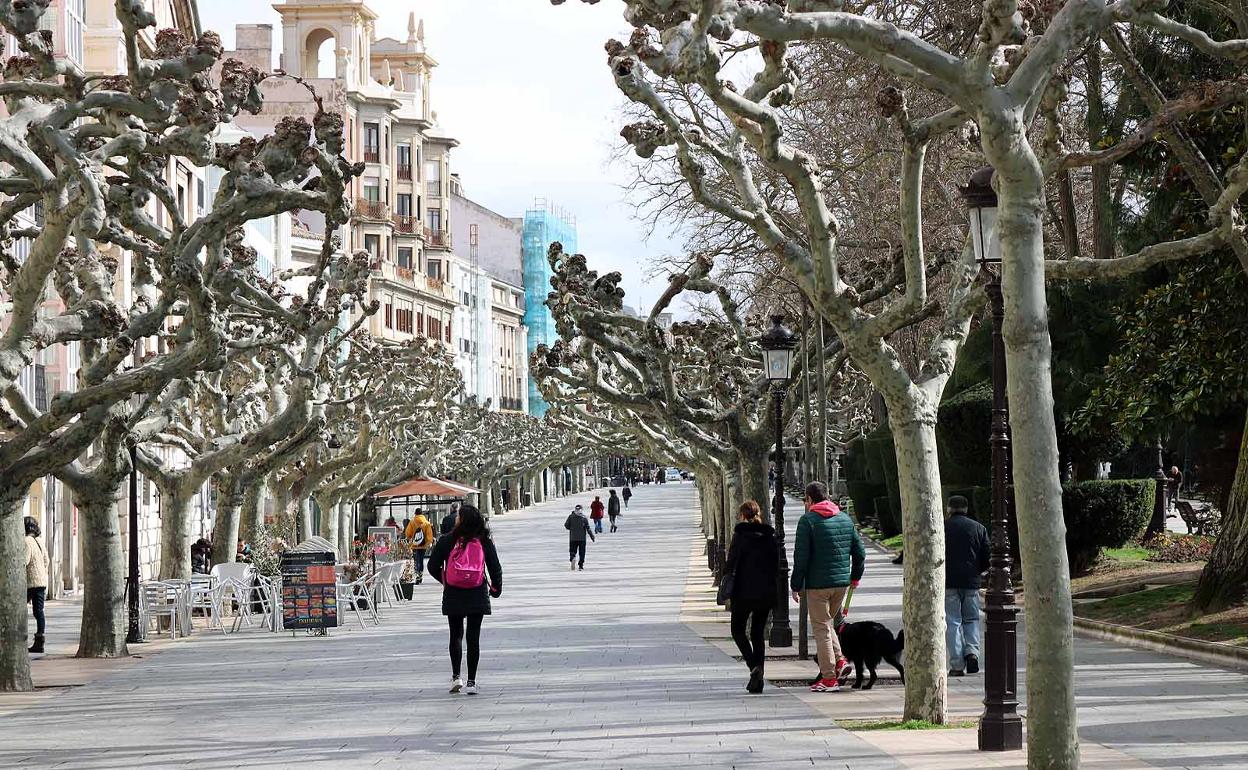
top-left (791, 481), bottom-right (865, 693)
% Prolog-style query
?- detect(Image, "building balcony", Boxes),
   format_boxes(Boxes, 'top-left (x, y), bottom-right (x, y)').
top-left (355, 198), bottom-right (390, 222)
top-left (397, 164), bottom-right (413, 181)
top-left (393, 213), bottom-right (419, 234)
top-left (363, 149), bottom-right (380, 163)
top-left (499, 397), bottom-right (524, 412)
top-left (424, 226), bottom-right (452, 249)
top-left (373, 260), bottom-right (457, 303)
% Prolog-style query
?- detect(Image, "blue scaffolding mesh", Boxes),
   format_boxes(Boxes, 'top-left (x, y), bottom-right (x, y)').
top-left (523, 200), bottom-right (578, 417)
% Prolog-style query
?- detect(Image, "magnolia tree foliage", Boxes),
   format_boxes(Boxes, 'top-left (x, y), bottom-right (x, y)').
top-left (557, 0), bottom-right (1248, 758)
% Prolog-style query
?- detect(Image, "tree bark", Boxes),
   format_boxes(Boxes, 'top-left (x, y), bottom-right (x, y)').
top-left (888, 412), bottom-right (949, 723)
top-left (76, 493), bottom-right (128, 658)
top-left (158, 485), bottom-right (196, 580)
top-left (737, 448), bottom-right (770, 516)
top-left (242, 480), bottom-right (268, 544)
top-left (294, 495), bottom-right (312, 543)
top-left (0, 499), bottom-right (33, 691)
top-left (1193, 411), bottom-right (1248, 611)
top-left (337, 502), bottom-right (352, 557)
top-left (316, 493), bottom-right (338, 549)
top-left (986, 120), bottom-right (1079, 770)
top-left (211, 490), bottom-right (242, 566)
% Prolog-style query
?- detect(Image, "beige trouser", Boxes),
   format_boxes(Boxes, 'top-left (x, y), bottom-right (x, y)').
top-left (806, 586), bottom-right (848, 676)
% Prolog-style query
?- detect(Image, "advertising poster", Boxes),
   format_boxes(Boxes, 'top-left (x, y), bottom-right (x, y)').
top-left (280, 551), bottom-right (337, 630)
top-left (368, 525), bottom-right (399, 561)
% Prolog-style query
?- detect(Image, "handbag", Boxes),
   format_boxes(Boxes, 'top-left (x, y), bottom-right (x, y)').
top-left (716, 554), bottom-right (737, 606)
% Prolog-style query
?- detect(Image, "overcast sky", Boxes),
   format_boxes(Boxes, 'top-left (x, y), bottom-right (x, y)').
top-left (200, 0), bottom-right (682, 312)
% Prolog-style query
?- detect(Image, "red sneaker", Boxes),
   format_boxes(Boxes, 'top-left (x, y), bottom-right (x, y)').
top-left (810, 677), bottom-right (841, 692)
top-left (836, 658), bottom-right (854, 682)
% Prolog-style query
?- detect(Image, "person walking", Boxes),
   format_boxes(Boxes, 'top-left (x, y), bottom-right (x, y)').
top-left (622, 485), bottom-right (632, 509)
top-left (945, 495), bottom-right (990, 677)
top-left (791, 481), bottom-right (865, 693)
top-left (427, 505), bottom-right (502, 695)
top-left (589, 496), bottom-right (606, 534)
top-left (1167, 466), bottom-right (1183, 513)
top-left (25, 516), bottom-right (49, 654)
top-left (405, 509), bottom-right (436, 584)
top-left (725, 501), bottom-right (778, 694)
top-left (440, 502), bottom-right (461, 539)
top-left (607, 489), bottom-right (622, 533)
top-left (565, 504), bottom-right (595, 570)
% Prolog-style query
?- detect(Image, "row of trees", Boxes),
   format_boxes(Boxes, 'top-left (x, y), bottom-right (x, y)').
top-left (0, 4), bottom-right (602, 693)
top-left (546, 1), bottom-right (1248, 767)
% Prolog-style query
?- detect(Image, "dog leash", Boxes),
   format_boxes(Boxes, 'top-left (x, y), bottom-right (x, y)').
top-left (835, 583), bottom-right (857, 633)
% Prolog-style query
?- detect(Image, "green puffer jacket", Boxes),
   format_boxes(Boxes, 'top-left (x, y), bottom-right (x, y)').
top-left (790, 500), bottom-right (866, 591)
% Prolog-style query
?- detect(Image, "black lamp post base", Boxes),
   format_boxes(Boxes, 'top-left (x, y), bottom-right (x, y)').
top-left (978, 713), bottom-right (1023, 751)
top-left (769, 623), bottom-right (793, 648)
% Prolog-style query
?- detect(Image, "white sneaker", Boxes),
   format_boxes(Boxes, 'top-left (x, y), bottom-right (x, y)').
top-left (465, 681), bottom-right (478, 695)
top-left (449, 677), bottom-right (463, 693)
top-left (570, 562), bottom-right (576, 571)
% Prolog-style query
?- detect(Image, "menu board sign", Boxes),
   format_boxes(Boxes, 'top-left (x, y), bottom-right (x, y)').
top-left (280, 551), bottom-right (337, 630)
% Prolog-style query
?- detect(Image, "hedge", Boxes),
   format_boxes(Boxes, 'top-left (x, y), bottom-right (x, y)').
top-left (847, 481), bottom-right (884, 523)
top-left (937, 382), bottom-right (993, 486)
top-left (1062, 479), bottom-right (1154, 576)
top-left (874, 495), bottom-right (902, 537)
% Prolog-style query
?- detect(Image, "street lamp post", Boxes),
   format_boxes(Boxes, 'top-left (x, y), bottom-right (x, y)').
top-left (962, 167), bottom-right (1022, 751)
top-left (760, 313), bottom-right (798, 648)
top-left (125, 442), bottom-right (144, 645)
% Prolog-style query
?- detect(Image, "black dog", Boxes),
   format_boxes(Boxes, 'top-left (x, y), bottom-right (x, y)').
top-left (836, 621), bottom-right (904, 690)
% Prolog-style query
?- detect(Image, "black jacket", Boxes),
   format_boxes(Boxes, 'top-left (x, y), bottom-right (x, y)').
top-left (565, 512), bottom-right (594, 542)
top-left (725, 521), bottom-right (779, 609)
top-left (440, 512), bottom-right (457, 538)
top-left (608, 495), bottom-right (621, 515)
top-left (945, 513), bottom-right (991, 589)
top-left (428, 534), bottom-right (503, 616)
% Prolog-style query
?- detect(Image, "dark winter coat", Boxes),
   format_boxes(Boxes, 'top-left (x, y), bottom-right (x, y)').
top-left (565, 512), bottom-right (594, 542)
top-left (440, 512), bottom-right (457, 538)
top-left (725, 521), bottom-right (779, 609)
top-left (608, 494), bottom-right (621, 516)
top-left (427, 534), bottom-right (503, 616)
top-left (945, 512), bottom-right (990, 590)
top-left (622, 487), bottom-right (632, 500)
top-left (791, 501), bottom-right (866, 591)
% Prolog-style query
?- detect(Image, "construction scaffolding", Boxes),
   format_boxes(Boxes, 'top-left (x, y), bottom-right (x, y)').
top-left (522, 199), bottom-right (578, 417)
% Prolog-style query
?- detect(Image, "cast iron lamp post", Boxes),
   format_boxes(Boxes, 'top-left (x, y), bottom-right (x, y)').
top-left (760, 313), bottom-right (798, 647)
top-left (125, 441), bottom-right (143, 644)
top-left (963, 167), bottom-right (1023, 751)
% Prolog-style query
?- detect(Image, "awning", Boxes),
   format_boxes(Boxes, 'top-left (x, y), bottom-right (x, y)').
top-left (373, 477), bottom-right (480, 498)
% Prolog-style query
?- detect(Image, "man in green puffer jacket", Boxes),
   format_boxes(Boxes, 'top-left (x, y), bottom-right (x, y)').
top-left (791, 481), bottom-right (866, 692)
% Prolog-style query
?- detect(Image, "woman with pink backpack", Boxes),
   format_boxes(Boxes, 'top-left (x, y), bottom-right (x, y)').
top-left (427, 504), bottom-right (503, 695)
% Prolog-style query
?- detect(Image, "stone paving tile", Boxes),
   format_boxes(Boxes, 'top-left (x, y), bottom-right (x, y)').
top-left (0, 484), bottom-right (900, 770)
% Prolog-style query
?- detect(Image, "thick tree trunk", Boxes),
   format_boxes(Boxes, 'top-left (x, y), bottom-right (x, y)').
top-left (737, 449), bottom-right (770, 516)
top-left (0, 498), bottom-right (33, 691)
top-left (316, 494), bottom-right (338, 549)
top-left (158, 483), bottom-right (196, 580)
top-left (889, 413), bottom-right (948, 723)
top-left (1193, 412), bottom-right (1248, 611)
top-left (211, 495), bottom-right (242, 565)
top-left (242, 480), bottom-right (268, 544)
top-left (77, 494), bottom-right (128, 658)
top-left (988, 123), bottom-right (1079, 770)
top-left (490, 480), bottom-right (503, 516)
top-left (337, 502), bottom-right (352, 557)
top-left (294, 496), bottom-right (312, 543)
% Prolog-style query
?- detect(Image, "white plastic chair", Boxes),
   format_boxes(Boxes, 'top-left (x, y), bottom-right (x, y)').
top-left (140, 582), bottom-right (182, 640)
top-left (336, 573), bottom-right (380, 630)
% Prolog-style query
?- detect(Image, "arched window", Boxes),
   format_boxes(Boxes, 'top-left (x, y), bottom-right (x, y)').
top-left (304, 28), bottom-right (337, 78)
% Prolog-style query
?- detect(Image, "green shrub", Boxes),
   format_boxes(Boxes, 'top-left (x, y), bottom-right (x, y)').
top-left (937, 382), bottom-right (993, 486)
top-left (1063, 479), bottom-right (1154, 576)
top-left (842, 438), bottom-right (868, 482)
top-left (874, 495), bottom-right (902, 537)
top-left (847, 481), bottom-right (884, 522)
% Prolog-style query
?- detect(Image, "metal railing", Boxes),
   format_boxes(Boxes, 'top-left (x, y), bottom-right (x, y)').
top-left (397, 164), bottom-right (412, 180)
top-left (393, 214), bottom-right (418, 234)
top-left (355, 198), bottom-right (389, 221)
top-left (423, 226), bottom-right (451, 248)
top-left (363, 149), bottom-right (380, 163)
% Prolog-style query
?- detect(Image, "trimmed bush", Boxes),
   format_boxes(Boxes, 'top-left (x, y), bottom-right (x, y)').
top-left (847, 481), bottom-right (884, 523)
top-left (1063, 479), bottom-right (1155, 576)
top-left (937, 382), bottom-right (993, 486)
top-left (875, 495), bottom-right (902, 537)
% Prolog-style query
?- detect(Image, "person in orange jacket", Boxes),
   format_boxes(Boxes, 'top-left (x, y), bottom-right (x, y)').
top-left (405, 509), bottom-right (436, 583)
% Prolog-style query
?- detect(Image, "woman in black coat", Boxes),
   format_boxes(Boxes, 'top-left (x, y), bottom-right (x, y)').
top-left (427, 504), bottom-right (502, 694)
top-left (724, 500), bottom-right (778, 694)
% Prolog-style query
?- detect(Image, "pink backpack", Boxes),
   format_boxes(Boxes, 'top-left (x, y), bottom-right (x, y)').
top-left (445, 539), bottom-right (486, 589)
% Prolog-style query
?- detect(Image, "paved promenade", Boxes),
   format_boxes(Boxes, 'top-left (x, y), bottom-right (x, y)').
top-left (1, 483), bottom-right (900, 769)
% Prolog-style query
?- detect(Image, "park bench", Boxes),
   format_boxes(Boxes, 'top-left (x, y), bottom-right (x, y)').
top-left (1175, 499), bottom-right (1220, 536)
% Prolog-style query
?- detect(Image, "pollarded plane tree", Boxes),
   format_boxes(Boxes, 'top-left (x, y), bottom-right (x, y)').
top-left (0, 3), bottom-right (361, 688)
top-left (558, 0), bottom-right (1248, 755)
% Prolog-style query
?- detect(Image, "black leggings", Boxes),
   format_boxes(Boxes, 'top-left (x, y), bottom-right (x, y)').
top-left (731, 606), bottom-right (770, 670)
top-left (448, 614), bottom-right (484, 680)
